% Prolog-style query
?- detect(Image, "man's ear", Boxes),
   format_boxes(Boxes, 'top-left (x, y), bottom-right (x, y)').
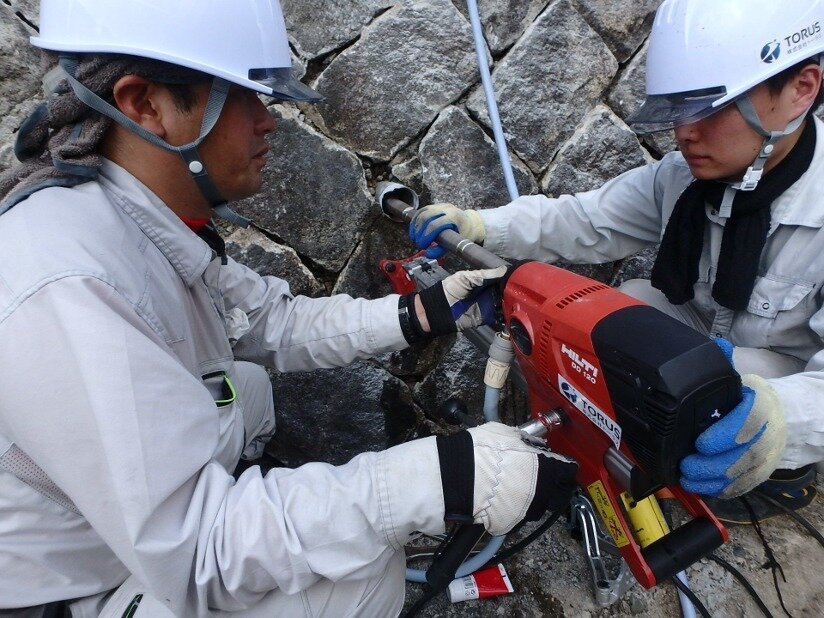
top-left (790, 64), bottom-right (823, 115)
top-left (111, 75), bottom-right (170, 138)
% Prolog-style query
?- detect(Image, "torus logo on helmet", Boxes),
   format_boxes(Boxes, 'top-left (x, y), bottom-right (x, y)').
top-left (761, 40), bottom-right (781, 63)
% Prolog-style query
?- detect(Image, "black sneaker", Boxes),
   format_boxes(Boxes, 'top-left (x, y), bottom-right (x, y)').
top-left (704, 465), bottom-right (818, 526)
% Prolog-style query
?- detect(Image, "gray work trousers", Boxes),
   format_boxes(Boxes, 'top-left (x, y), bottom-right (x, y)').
top-left (11, 361), bottom-right (405, 617)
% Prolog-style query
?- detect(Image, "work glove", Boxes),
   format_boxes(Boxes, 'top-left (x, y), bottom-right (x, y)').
top-left (381, 422), bottom-right (578, 540)
top-left (399, 266), bottom-right (507, 342)
top-left (409, 203), bottom-right (486, 258)
top-left (454, 423), bottom-right (578, 535)
top-left (680, 338), bottom-right (787, 499)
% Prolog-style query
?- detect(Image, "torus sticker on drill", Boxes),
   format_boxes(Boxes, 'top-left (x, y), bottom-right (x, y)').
top-left (557, 376), bottom-right (622, 449)
top-left (587, 481), bottom-right (630, 548)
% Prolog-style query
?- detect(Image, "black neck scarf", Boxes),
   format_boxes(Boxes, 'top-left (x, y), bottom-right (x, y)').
top-left (651, 119), bottom-right (817, 310)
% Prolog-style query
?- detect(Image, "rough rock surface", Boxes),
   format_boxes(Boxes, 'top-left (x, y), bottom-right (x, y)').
top-left (234, 106), bottom-right (375, 272)
top-left (455, 0), bottom-right (549, 55)
top-left (0, 2), bottom-right (41, 173)
top-left (607, 42), bottom-right (677, 156)
top-left (225, 227), bottom-right (324, 298)
top-left (467, 0), bottom-right (618, 174)
top-left (306, 0), bottom-right (479, 160)
top-left (542, 104), bottom-right (652, 196)
top-left (281, 0), bottom-right (393, 59)
top-left (571, 0), bottom-right (662, 63)
top-left (267, 361), bottom-right (419, 466)
top-left (420, 105), bottom-right (538, 210)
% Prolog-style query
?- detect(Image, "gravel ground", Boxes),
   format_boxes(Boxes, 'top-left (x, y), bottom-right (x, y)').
top-left (402, 483), bottom-right (824, 617)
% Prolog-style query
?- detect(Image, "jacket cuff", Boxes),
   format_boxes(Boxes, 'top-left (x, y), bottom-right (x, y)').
top-left (375, 437), bottom-right (446, 548)
top-left (769, 376), bottom-right (824, 468)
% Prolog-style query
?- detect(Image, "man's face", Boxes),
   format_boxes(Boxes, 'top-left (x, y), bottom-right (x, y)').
top-left (674, 83), bottom-right (795, 183)
top-left (170, 83), bottom-right (276, 203)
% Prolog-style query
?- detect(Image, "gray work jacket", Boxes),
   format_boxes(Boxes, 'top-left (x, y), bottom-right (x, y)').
top-left (0, 161), bottom-right (442, 613)
top-left (480, 116), bottom-right (824, 469)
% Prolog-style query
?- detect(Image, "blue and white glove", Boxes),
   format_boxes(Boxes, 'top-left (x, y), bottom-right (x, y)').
top-left (400, 266), bottom-right (507, 343)
top-left (680, 338), bottom-right (787, 499)
top-left (409, 203), bottom-right (486, 259)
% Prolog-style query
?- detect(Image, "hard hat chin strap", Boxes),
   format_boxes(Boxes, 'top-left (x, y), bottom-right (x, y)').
top-left (732, 95), bottom-right (808, 193)
top-left (54, 56), bottom-right (251, 227)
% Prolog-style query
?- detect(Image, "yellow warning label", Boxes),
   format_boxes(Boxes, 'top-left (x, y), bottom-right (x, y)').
top-left (587, 480), bottom-right (630, 547)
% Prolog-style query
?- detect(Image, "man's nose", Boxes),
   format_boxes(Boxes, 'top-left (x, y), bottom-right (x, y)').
top-left (674, 121), bottom-right (699, 142)
top-left (259, 108), bottom-right (276, 135)
top-left (253, 96), bottom-right (276, 134)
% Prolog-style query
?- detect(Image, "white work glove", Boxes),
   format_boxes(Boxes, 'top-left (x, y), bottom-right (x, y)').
top-left (399, 266), bottom-right (508, 342)
top-left (409, 203), bottom-right (486, 258)
top-left (680, 340), bottom-right (787, 499)
top-left (463, 423), bottom-right (578, 535)
top-left (380, 423), bottom-right (578, 540)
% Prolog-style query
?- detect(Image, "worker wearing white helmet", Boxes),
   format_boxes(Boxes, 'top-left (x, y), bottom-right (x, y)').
top-left (411, 0), bottom-right (824, 523)
top-left (0, 0), bottom-right (578, 615)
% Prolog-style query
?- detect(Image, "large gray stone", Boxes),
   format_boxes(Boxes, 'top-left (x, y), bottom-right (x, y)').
top-left (0, 3), bottom-right (40, 120)
top-left (306, 0), bottom-right (479, 161)
top-left (542, 104), bottom-right (652, 197)
top-left (467, 0), bottom-right (618, 174)
top-left (606, 40), bottom-right (647, 121)
top-left (390, 154), bottom-right (428, 205)
top-left (643, 128), bottom-right (679, 158)
top-left (570, 0), bottom-right (662, 63)
top-left (281, 0), bottom-right (393, 59)
top-left (234, 106), bottom-right (374, 272)
top-left (419, 106), bottom-right (538, 210)
top-left (0, 2), bottom-right (43, 174)
top-left (607, 42), bottom-right (677, 156)
top-left (455, 0), bottom-right (550, 55)
top-left (225, 228), bottom-right (324, 298)
top-left (332, 215), bottom-right (415, 299)
top-left (265, 361), bottom-right (419, 466)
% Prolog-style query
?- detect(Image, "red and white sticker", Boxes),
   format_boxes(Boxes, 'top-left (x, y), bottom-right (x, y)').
top-left (447, 564), bottom-right (514, 603)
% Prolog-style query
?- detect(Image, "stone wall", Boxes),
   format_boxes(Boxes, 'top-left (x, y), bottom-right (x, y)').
top-left (2, 2), bottom-right (822, 616)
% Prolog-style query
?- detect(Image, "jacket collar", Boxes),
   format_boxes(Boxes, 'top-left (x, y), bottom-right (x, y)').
top-left (98, 160), bottom-right (214, 287)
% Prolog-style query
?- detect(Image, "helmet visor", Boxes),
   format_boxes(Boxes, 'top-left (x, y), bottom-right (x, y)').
top-left (249, 67), bottom-right (324, 102)
top-left (627, 86), bottom-right (728, 134)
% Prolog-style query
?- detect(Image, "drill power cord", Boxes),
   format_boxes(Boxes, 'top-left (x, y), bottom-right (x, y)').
top-left (671, 576), bottom-right (712, 618)
top-left (709, 554), bottom-right (774, 618)
top-left (402, 509), bottom-right (564, 618)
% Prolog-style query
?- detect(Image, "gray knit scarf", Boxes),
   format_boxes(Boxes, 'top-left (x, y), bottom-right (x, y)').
top-left (0, 52), bottom-right (207, 213)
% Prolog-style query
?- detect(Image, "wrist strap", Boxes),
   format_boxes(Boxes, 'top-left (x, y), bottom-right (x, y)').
top-left (398, 294), bottom-right (427, 344)
top-left (418, 282), bottom-right (456, 336)
top-left (436, 431), bottom-right (475, 524)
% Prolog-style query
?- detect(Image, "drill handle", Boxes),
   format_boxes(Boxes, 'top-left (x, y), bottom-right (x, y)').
top-left (641, 516), bottom-right (725, 583)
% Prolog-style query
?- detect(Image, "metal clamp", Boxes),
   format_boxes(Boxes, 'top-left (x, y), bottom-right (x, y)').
top-left (570, 492), bottom-right (637, 607)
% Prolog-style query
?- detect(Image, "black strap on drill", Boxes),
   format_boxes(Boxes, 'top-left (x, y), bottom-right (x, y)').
top-left (436, 431), bottom-right (475, 524)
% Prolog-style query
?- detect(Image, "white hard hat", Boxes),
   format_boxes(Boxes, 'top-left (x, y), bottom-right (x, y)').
top-left (629, 0), bottom-right (824, 133)
top-left (31, 0), bottom-right (321, 102)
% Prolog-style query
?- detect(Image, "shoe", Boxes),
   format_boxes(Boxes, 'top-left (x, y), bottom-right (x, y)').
top-left (704, 465), bottom-right (818, 526)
